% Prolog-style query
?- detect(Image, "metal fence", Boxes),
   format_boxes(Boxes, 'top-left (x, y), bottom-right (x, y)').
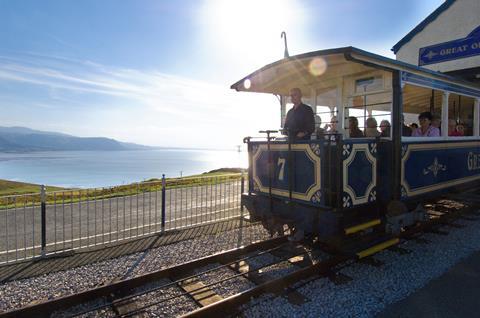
top-left (0, 174), bottom-right (245, 265)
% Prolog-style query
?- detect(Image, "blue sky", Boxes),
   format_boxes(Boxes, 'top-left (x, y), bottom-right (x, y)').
top-left (0, 0), bottom-right (444, 148)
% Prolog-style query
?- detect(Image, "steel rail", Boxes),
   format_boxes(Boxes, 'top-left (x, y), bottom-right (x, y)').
top-left (181, 196), bottom-right (480, 317)
top-left (120, 246), bottom-right (314, 317)
top-left (74, 240), bottom-right (297, 316)
top-left (181, 253), bottom-right (351, 318)
top-left (0, 236), bottom-right (287, 318)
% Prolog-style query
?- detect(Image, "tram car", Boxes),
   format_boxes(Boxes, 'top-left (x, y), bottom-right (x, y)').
top-left (231, 47), bottom-right (480, 246)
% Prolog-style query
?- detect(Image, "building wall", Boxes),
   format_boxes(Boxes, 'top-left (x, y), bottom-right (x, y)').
top-left (396, 0), bottom-right (480, 72)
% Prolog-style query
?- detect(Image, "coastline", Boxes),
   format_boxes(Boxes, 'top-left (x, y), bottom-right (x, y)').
top-left (0, 167), bottom-right (247, 196)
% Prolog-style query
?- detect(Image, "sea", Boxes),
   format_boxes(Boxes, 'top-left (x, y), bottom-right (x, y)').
top-left (0, 149), bottom-right (248, 189)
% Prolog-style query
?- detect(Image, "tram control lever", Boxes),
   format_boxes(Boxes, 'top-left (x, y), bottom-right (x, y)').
top-left (259, 130), bottom-right (278, 141)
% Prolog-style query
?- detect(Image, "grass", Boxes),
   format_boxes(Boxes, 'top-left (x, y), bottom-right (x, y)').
top-left (0, 180), bottom-right (65, 196)
top-left (0, 168), bottom-right (246, 208)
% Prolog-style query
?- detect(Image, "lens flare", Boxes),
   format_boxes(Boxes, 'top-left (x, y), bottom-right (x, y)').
top-left (243, 79), bottom-right (251, 89)
top-left (309, 57), bottom-right (327, 76)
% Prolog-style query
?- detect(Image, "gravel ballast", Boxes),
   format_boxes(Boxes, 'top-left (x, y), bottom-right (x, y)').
top-left (0, 223), bottom-right (273, 313)
top-left (2, 213), bottom-right (480, 317)
top-left (241, 216), bottom-right (480, 317)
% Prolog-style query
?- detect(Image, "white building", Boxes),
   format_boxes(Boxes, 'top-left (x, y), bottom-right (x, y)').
top-left (393, 0), bottom-right (480, 84)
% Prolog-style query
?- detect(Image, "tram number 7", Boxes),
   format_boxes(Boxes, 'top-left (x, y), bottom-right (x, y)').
top-left (277, 157), bottom-right (286, 181)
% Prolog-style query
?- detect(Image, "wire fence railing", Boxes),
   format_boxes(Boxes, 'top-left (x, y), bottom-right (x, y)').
top-left (0, 174), bottom-right (245, 265)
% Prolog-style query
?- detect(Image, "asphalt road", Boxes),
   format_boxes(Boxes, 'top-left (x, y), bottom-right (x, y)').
top-left (378, 250), bottom-right (480, 317)
top-left (0, 181), bottom-right (243, 263)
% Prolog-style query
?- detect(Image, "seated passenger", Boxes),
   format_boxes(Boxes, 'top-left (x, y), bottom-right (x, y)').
top-left (402, 115), bottom-right (412, 136)
top-left (448, 119), bottom-right (462, 136)
top-left (455, 123), bottom-right (465, 136)
top-left (410, 123), bottom-right (418, 130)
top-left (412, 112), bottom-right (440, 137)
top-left (365, 117), bottom-right (380, 137)
top-left (314, 115), bottom-right (325, 139)
top-left (380, 120), bottom-right (391, 137)
top-left (325, 115), bottom-right (338, 134)
top-left (348, 116), bottom-right (364, 138)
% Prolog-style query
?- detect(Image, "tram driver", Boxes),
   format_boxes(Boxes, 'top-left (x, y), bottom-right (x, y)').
top-left (283, 88), bottom-right (315, 140)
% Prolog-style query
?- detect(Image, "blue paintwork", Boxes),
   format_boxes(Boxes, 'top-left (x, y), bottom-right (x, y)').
top-left (250, 140), bottom-right (323, 206)
top-left (401, 140), bottom-right (480, 198)
top-left (419, 26), bottom-right (480, 66)
top-left (348, 151), bottom-right (372, 197)
top-left (341, 140), bottom-right (377, 208)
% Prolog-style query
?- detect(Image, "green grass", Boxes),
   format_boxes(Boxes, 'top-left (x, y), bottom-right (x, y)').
top-left (0, 168), bottom-right (246, 208)
top-left (0, 179), bottom-right (65, 196)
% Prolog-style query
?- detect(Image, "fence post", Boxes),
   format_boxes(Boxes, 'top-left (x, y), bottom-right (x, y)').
top-left (161, 174), bottom-right (166, 231)
top-left (240, 172), bottom-right (245, 213)
top-left (40, 185), bottom-right (46, 257)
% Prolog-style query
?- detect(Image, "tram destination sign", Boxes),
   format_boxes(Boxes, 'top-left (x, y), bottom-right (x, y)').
top-left (419, 26), bottom-right (480, 66)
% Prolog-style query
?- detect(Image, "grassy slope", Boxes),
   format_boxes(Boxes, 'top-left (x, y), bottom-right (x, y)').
top-left (0, 180), bottom-right (65, 196)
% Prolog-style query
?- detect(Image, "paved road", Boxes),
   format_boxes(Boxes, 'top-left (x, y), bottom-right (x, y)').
top-left (378, 250), bottom-right (480, 317)
top-left (0, 181), bottom-right (243, 263)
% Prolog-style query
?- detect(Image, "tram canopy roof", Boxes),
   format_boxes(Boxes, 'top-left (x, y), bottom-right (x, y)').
top-left (230, 46), bottom-right (479, 98)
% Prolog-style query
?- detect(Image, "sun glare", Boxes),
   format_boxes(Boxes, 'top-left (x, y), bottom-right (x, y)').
top-left (201, 0), bottom-right (305, 67)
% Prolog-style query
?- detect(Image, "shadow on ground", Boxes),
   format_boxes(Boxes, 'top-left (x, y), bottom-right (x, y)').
top-left (0, 218), bottom-right (255, 283)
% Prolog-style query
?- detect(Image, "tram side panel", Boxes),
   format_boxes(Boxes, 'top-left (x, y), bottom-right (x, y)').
top-left (243, 140), bottom-right (339, 237)
top-left (401, 140), bottom-right (480, 201)
top-left (242, 139), bottom-right (380, 238)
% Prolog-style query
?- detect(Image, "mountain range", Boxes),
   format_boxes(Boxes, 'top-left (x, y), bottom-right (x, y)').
top-left (0, 127), bottom-right (151, 152)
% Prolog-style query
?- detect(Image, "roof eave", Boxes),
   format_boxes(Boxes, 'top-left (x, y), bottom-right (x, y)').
top-left (391, 0), bottom-right (456, 54)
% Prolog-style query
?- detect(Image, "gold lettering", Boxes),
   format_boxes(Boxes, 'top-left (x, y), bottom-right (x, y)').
top-left (467, 152), bottom-right (480, 171)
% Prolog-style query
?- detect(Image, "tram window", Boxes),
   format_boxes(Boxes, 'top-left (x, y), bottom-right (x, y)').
top-left (448, 93), bottom-right (475, 136)
top-left (345, 91), bottom-right (392, 137)
top-left (316, 87), bottom-right (338, 130)
top-left (402, 84), bottom-right (443, 136)
top-left (316, 106), bottom-right (335, 130)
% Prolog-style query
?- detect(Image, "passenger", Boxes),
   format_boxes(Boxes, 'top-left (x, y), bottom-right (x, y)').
top-left (431, 113), bottom-right (441, 135)
top-left (431, 114), bottom-right (441, 129)
top-left (314, 115), bottom-right (324, 139)
top-left (380, 120), bottom-right (391, 137)
top-left (283, 88), bottom-right (315, 140)
top-left (448, 119), bottom-right (461, 136)
top-left (365, 117), bottom-right (380, 137)
top-left (412, 112), bottom-right (440, 137)
top-left (410, 123), bottom-right (418, 130)
top-left (348, 116), bottom-right (364, 138)
top-left (402, 115), bottom-right (412, 136)
top-left (325, 115), bottom-right (338, 134)
top-left (455, 122), bottom-right (465, 136)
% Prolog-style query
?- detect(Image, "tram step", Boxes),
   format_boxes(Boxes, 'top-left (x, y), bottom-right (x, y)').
top-left (344, 219), bottom-right (381, 235)
top-left (356, 238), bottom-right (400, 259)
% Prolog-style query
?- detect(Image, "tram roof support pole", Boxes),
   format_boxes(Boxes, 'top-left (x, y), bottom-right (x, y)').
top-left (441, 92), bottom-right (450, 137)
top-left (474, 98), bottom-right (480, 137)
top-left (392, 70), bottom-right (403, 201)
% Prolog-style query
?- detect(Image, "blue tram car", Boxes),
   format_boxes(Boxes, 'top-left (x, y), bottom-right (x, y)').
top-left (231, 47), bottom-right (480, 247)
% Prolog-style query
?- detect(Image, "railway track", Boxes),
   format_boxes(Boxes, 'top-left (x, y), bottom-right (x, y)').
top-left (2, 194), bottom-right (480, 318)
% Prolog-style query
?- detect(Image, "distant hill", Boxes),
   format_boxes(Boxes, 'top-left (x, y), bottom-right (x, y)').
top-left (0, 126), bottom-right (151, 152)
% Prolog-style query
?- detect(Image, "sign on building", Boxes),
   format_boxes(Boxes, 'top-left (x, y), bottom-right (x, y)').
top-left (419, 26), bottom-right (480, 66)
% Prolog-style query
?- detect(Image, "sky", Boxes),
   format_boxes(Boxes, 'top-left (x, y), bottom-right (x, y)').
top-left (0, 0), bottom-right (445, 149)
